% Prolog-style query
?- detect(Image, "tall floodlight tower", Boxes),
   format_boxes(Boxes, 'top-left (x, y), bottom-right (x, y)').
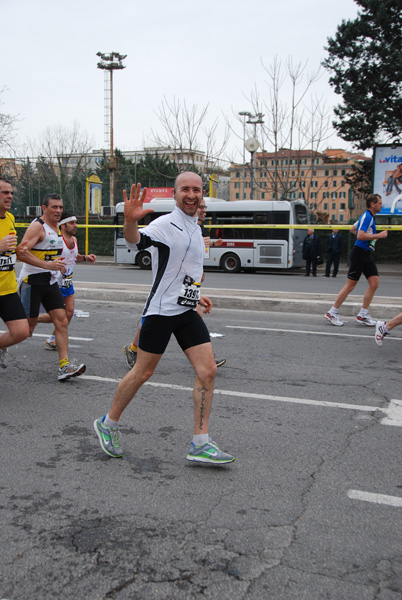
top-left (96, 51), bottom-right (127, 206)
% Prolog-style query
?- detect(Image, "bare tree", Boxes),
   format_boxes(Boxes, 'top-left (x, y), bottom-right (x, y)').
top-left (32, 121), bottom-right (94, 161)
top-left (23, 121), bottom-right (95, 213)
top-left (150, 96), bottom-right (230, 176)
top-left (0, 87), bottom-right (19, 156)
top-left (231, 57), bottom-right (333, 202)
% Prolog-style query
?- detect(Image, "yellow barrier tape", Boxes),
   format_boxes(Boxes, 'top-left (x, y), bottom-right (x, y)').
top-left (14, 223), bottom-right (402, 231)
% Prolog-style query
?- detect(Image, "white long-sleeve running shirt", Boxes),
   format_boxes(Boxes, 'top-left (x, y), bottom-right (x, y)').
top-left (125, 206), bottom-right (205, 317)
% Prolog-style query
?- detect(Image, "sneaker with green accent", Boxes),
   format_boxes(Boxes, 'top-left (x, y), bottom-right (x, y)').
top-left (94, 416), bottom-right (123, 458)
top-left (186, 439), bottom-right (235, 464)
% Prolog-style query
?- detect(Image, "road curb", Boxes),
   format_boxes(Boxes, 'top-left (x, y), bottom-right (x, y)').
top-left (74, 282), bottom-right (401, 319)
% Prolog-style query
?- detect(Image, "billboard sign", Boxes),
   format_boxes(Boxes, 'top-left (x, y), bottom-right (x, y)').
top-left (143, 187), bottom-right (174, 203)
top-left (373, 144), bottom-right (402, 215)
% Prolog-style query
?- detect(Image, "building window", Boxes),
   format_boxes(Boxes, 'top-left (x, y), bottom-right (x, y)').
top-left (290, 192), bottom-right (296, 199)
top-left (341, 180), bottom-right (345, 187)
top-left (261, 171), bottom-right (267, 178)
top-left (282, 159), bottom-right (288, 165)
top-left (340, 203), bottom-right (346, 210)
top-left (312, 170), bottom-right (317, 176)
top-left (261, 192), bottom-right (265, 199)
top-left (341, 169), bottom-right (346, 175)
top-left (234, 182), bottom-right (240, 188)
top-left (300, 181), bottom-right (305, 188)
top-left (323, 192), bottom-right (329, 198)
top-left (333, 170), bottom-right (337, 176)
top-left (301, 170), bottom-right (305, 176)
top-left (340, 192), bottom-right (346, 199)
top-left (324, 203), bottom-right (328, 210)
top-left (311, 181), bottom-right (318, 188)
top-left (236, 171), bottom-right (240, 178)
top-left (332, 202), bottom-right (336, 209)
top-left (291, 171), bottom-right (295, 177)
top-left (339, 214), bottom-right (344, 222)
top-left (235, 193), bottom-right (239, 199)
top-left (331, 214), bottom-right (336, 220)
top-left (331, 192), bottom-right (338, 199)
top-left (260, 182), bottom-right (266, 188)
top-left (333, 181), bottom-right (337, 187)
top-left (298, 192), bottom-right (304, 199)
top-left (311, 192), bottom-right (317, 199)
top-left (324, 181), bottom-right (329, 187)
top-left (325, 170), bottom-right (329, 176)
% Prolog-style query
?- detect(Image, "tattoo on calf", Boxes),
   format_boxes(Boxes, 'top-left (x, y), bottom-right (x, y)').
top-left (198, 385), bottom-right (207, 430)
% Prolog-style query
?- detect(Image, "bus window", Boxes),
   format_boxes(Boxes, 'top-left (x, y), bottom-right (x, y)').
top-left (214, 213), bottom-right (255, 239)
top-left (294, 204), bottom-right (308, 224)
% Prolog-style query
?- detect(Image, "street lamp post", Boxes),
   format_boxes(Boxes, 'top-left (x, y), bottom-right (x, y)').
top-left (246, 113), bottom-right (264, 199)
top-left (96, 51), bottom-right (126, 207)
top-left (239, 111), bottom-right (251, 200)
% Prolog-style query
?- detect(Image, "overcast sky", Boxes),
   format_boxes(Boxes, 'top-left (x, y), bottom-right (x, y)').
top-left (2, 0), bottom-right (360, 163)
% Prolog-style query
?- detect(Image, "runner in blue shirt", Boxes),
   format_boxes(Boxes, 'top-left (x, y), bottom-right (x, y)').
top-left (325, 194), bottom-right (388, 327)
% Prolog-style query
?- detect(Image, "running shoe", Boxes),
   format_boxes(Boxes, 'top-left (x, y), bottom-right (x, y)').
top-left (215, 358), bottom-right (226, 368)
top-left (0, 348), bottom-right (8, 368)
top-left (186, 439), bottom-right (235, 464)
top-left (355, 314), bottom-right (376, 327)
top-left (58, 361), bottom-right (86, 381)
top-left (94, 416), bottom-right (122, 458)
top-left (123, 344), bottom-right (137, 369)
top-left (45, 340), bottom-right (57, 351)
top-left (375, 320), bottom-right (388, 347)
top-left (324, 312), bottom-right (344, 326)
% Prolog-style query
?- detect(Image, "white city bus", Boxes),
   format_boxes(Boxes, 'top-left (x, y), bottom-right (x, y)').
top-left (114, 199), bottom-right (308, 272)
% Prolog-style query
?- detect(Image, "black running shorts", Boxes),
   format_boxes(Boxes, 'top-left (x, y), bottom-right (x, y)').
top-left (20, 281), bottom-right (65, 318)
top-left (139, 310), bottom-right (210, 355)
top-left (0, 292), bottom-right (27, 323)
top-left (347, 246), bottom-right (378, 281)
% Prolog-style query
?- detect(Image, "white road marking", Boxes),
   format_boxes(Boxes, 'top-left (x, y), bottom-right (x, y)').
top-left (0, 330), bottom-right (94, 342)
top-left (225, 325), bottom-right (402, 341)
top-left (81, 376), bottom-right (402, 427)
top-left (32, 332), bottom-right (94, 341)
top-left (348, 490), bottom-right (402, 507)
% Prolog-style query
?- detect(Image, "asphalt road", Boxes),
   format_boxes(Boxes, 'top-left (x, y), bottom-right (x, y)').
top-left (1, 301), bottom-right (402, 599)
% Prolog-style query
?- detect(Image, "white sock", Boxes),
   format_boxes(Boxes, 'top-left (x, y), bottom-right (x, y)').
top-left (47, 335), bottom-right (55, 343)
top-left (329, 306), bottom-right (338, 315)
top-left (193, 434), bottom-right (209, 446)
top-left (359, 308), bottom-right (368, 316)
top-left (103, 413), bottom-right (119, 428)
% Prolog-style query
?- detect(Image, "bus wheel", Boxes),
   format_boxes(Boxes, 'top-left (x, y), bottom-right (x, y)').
top-left (221, 253), bottom-right (241, 273)
top-left (137, 251), bottom-right (152, 270)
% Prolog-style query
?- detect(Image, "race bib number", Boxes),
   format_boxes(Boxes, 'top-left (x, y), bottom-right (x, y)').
top-left (177, 275), bottom-right (201, 308)
top-left (60, 275), bottom-right (73, 289)
top-left (0, 252), bottom-right (16, 272)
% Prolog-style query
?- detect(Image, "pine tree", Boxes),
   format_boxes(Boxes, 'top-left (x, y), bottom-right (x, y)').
top-left (323, 0), bottom-right (402, 150)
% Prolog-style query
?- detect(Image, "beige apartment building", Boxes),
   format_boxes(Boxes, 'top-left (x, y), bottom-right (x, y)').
top-left (230, 148), bottom-right (370, 223)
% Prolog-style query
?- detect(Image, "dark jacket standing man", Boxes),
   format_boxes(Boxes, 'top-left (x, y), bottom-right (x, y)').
top-left (324, 229), bottom-right (344, 278)
top-left (302, 229), bottom-right (321, 277)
